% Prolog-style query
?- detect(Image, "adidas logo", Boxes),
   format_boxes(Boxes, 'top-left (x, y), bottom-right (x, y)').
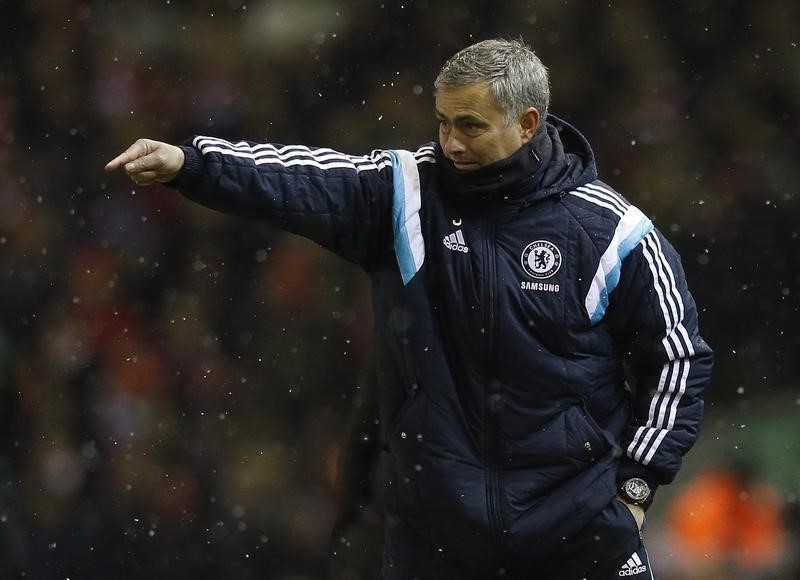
top-left (443, 229), bottom-right (469, 253)
top-left (618, 551), bottom-right (647, 576)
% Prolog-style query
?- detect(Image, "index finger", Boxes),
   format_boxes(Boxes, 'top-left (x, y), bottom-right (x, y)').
top-left (105, 141), bottom-right (149, 172)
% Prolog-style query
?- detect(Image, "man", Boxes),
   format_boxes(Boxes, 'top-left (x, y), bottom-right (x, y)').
top-left (106, 39), bottom-right (713, 579)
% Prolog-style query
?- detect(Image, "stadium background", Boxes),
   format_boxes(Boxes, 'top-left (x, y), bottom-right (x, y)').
top-left (1, 0), bottom-right (798, 578)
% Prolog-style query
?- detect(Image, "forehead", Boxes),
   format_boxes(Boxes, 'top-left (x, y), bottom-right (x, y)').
top-left (434, 81), bottom-right (502, 118)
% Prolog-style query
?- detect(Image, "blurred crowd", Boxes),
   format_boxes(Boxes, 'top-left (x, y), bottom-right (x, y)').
top-left (1, 0), bottom-right (799, 578)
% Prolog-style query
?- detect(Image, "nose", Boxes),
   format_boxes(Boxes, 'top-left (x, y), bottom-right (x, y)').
top-left (442, 130), bottom-right (466, 159)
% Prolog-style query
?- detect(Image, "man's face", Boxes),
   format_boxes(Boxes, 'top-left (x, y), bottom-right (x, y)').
top-left (435, 81), bottom-right (536, 171)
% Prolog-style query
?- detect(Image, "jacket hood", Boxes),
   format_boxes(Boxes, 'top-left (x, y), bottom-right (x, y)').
top-left (434, 114), bottom-right (598, 204)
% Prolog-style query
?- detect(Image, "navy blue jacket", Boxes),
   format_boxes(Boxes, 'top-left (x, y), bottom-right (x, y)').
top-left (171, 116), bottom-right (713, 578)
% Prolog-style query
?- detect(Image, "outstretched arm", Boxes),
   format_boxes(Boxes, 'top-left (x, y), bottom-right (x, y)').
top-left (105, 139), bottom-right (185, 185)
top-left (105, 135), bottom-right (433, 274)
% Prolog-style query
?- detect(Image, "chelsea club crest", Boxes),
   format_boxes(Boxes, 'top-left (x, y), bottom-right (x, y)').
top-left (521, 240), bottom-right (562, 279)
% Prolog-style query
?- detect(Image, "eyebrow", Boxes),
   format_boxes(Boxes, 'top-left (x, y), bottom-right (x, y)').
top-left (435, 110), bottom-right (486, 124)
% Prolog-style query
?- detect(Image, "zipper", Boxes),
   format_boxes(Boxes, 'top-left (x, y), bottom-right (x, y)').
top-left (482, 213), bottom-right (505, 546)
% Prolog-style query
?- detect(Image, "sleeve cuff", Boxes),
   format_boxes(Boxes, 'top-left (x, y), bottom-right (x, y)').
top-left (165, 144), bottom-right (203, 190)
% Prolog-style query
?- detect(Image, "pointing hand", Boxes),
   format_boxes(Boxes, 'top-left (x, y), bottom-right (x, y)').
top-left (105, 139), bottom-right (185, 185)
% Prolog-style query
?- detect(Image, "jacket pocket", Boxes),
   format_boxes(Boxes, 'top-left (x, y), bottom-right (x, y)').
top-left (613, 497), bottom-right (642, 535)
top-left (563, 401), bottom-right (612, 464)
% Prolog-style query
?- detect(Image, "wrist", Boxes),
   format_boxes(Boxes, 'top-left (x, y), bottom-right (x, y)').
top-left (165, 145), bottom-right (202, 189)
top-left (618, 477), bottom-right (654, 510)
top-left (617, 460), bottom-right (660, 510)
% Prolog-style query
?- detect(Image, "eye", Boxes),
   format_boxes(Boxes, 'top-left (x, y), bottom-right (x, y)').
top-left (461, 120), bottom-right (484, 135)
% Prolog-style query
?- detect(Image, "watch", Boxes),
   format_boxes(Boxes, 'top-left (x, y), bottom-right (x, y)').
top-left (619, 477), bottom-right (653, 509)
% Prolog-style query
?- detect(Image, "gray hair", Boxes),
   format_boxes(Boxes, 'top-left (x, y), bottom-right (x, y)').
top-left (435, 38), bottom-right (550, 131)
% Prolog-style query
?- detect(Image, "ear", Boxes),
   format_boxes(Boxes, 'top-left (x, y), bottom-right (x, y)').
top-left (519, 107), bottom-right (540, 143)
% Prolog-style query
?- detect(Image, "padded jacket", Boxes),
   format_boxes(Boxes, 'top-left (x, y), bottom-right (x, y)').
top-left (170, 116), bottom-right (713, 578)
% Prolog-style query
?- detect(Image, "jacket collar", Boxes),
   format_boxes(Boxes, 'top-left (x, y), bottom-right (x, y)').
top-left (434, 115), bottom-right (597, 204)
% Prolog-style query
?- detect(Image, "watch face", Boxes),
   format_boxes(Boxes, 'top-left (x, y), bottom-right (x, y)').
top-left (624, 478), bottom-right (650, 502)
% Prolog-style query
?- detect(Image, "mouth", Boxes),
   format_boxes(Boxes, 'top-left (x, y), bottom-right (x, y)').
top-left (451, 160), bottom-right (479, 171)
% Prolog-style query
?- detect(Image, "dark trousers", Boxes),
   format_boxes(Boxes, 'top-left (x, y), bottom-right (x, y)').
top-left (533, 498), bottom-right (654, 580)
top-left (380, 498), bottom-right (654, 580)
